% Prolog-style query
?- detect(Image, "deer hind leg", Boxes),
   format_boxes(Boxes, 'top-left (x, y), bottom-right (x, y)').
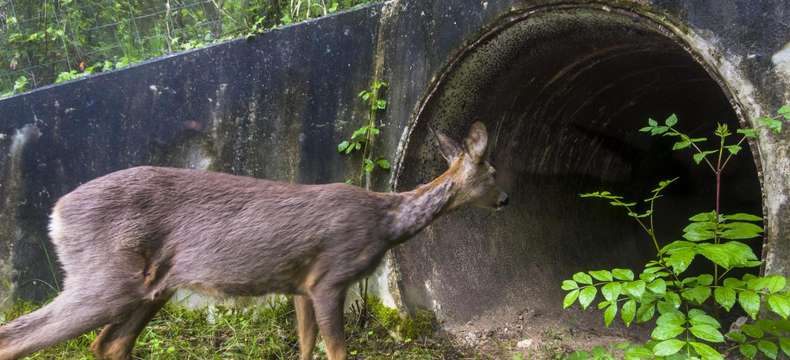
top-left (312, 288), bottom-right (347, 360)
top-left (295, 295), bottom-right (318, 360)
top-left (91, 294), bottom-right (171, 360)
top-left (0, 288), bottom-right (126, 360)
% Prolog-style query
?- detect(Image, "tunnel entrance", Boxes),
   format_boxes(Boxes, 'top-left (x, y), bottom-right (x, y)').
top-left (392, 5), bottom-right (764, 339)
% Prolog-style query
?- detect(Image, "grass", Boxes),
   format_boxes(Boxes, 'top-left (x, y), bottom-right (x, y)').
top-left (1, 296), bottom-right (474, 359)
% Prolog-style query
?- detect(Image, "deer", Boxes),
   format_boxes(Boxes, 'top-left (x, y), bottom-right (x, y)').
top-left (0, 121), bottom-right (508, 360)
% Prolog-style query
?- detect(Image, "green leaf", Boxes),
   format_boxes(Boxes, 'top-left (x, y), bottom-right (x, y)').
top-left (344, 142), bottom-right (354, 154)
top-left (666, 249), bottom-right (695, 274)
top-left (690, 324), bottom-right (724, 343)
top-left (758, 340), bottom-right (778, 359)
top-left (690, 211), bottom-right (717, 222)
top-left (625, 346), bottom-right (653, 360)
top-left (656, 293), bottom-right (682, 315)
top-left (613, 268), bottom-right (635, 281)
top-left (648, 118), bottom-right (658, 127)
top-left (660, 240), bottom-right (696, 254)
top-left (652, 323), bottom-right (685, 340)
top-left (720, 241), bottom-right (759, 267)
top-left (779, 337), bottom-right (790, 356)
top-left (696, 244), bottom-right (733, 268)
top-left (740, 344), bottom-right (758, 359)
top-left (602, 282), bottom-right (622, 302)
top-left (376, 158), bottom-right (390, 170)
top-left (579, 287), bottom-right (597, 310)
top-left (624, 281), bottom-right (646, 299)
top-left (763, 275), bottom-right (787, 292)
top-left (683, 221), bottom-right (717, 233)
top-left (723, 277), bottom-right (745, 288)
top-left (768, 294), bottom-right (790, 319)
top-left (657, 310), bottom-right (686, 327)
top-left (589, 270), bottom-right (613, 282)
top-left (723, 213), bottom-right (762, 222)
top-left (375, 99), bottom-right (387, 109)
top-left (337, 140), bottom-right (350, 152)
top-left (651, 126), bottom-right (669, 135)
top-left (351, 126), bottom-right (368, 139)
top-left (739, 290), bottom-right (761, 319)
top-left (693, 150), bottom-right (718, 164)
top-left (563, 289), bottom-right (580, 309)
top-left (639, 126), bottom-right (653, 133)
top-left (573, 272), bottom-right (593, 285)
top-left (720, 222), bottom-right (763, 240)
top-left (665, 114), bottom-right (678, 127)
top-left (778, 104), bottom-right (790, 116)
top-left (695, 274), bottom-right (714, 286)
top-left (682, 286), bottom-right (711, 304)
top-left (747, 275), bottom-right (787, 292)
top-left (672, 140), bottom-right (691, 150)
top-left (683, 229), bottom-right (715, 242)
top-left (714, 287), bottom-right (736, 311)
top-left (622, 299), bottom-right (636, 327)
top-left (689, 310), bottom-right (720, 328)
top-left (653, 339), bottom-right (685, 356)
top-left (727, 330), bottom-right (747, 343)
top-left (637, 302), bottom-right (656, 323)
top-left (742, 324), bottom-right (764, 338)
top-left (760, 116), bottom-right (783, 133)
top-left (364, 159), bottom-right (375, 173)
top-left (689, 341), bottom-right (723, 360)
top-left (647, 278), bottom-right (667, 295)
top-left (604, 303), bottom-right (618, 327)
top-left (561, 280), bottom-right (578, 291)
top-left (737, 128), bottom-right (757, 138)
top-left (725, 144), bottom-right (742, 155)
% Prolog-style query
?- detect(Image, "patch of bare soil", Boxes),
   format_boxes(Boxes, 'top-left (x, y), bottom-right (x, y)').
top-left (446, 307), bottom-right (651, 359)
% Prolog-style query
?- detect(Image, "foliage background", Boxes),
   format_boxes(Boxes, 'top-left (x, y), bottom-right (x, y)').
top-left (0, 0), bottom-right (376, 97)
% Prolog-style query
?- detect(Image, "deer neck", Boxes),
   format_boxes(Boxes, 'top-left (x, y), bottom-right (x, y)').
top-left (391, 160), bottom-right (460, 242)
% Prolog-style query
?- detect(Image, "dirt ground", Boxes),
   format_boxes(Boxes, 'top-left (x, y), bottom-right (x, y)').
top-left (447, 307), bottom-right (651, 359)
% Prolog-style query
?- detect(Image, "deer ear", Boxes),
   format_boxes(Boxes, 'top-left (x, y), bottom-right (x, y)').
top-left (464, 121), bottom-right (488, 163)
top-left (431, 127), bottom-right (462, 165)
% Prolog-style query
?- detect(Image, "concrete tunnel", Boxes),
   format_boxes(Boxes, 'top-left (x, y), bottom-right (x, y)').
top-left (388, 6), bottom-right (764, 334)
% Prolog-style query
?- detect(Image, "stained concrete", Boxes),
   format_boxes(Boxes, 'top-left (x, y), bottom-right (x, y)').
top-left (0, 0), bottom-right (788, 340)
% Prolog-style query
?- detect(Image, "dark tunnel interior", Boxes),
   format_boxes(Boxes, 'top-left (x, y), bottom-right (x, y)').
top-left (393, 7), bottom-right (763, 333)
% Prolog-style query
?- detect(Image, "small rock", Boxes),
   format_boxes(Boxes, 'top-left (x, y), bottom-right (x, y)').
top-left (517, 339), bottom-right (534, 349)
top-left (464, 332), bottom-right (478, 344)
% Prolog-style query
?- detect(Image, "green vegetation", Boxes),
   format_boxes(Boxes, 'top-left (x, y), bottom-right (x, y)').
top-left (337, 80), bottom-right (391, 185)
top-left (561, 105), bottom-right (790, 359)
top-left (0, 0), bottom-right (378, 98)
top-left (2, 296), bottom-right (467, 359)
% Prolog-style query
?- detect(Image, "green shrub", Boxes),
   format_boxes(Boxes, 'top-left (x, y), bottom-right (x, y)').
top-left (562, 105), bottom-right (790, 359)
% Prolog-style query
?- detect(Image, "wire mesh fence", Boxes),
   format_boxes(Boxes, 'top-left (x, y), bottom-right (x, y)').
top-left (0, 0), bottom-right (375, 97)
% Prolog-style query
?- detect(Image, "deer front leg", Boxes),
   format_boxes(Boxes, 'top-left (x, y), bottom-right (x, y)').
top-left (312, 288), bottom-right (347, 360)
top-left (295, 295), bottom-right (318, 360)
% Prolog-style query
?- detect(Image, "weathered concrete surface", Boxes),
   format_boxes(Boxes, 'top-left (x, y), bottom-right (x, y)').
top-left (374, 0), bottom-right (787, 335)
top-left (0, 0), bottom-right (788, 340)
top-left (0, 6), bottom-right (382, 302)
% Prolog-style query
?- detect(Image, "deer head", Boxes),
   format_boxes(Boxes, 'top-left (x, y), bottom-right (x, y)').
top-left (434, 121), bottom-right (509, 211)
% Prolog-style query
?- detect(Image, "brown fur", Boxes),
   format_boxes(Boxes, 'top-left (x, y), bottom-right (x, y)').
top-left (0, 122), bottom-right (507, 360)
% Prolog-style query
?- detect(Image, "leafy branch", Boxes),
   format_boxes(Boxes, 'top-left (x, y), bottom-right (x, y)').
top-left (337, 80), bottom-right (390, 186)
top-left (563, 105), bottom-right (790, 360)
